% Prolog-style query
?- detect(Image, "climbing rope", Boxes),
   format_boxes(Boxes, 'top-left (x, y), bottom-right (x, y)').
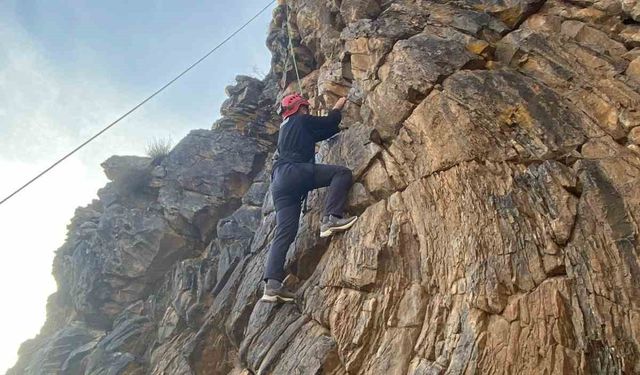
top-left (284, 0), bottom-right (303, 94)
top-left (280, 33), bottom-right (291, 90)
top-left (0, 0), bottom-right (276, 207)
top-left (281, 0), bottom-right (311, 212)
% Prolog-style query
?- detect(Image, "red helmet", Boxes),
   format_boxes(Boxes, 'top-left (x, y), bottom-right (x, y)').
top-left (280, 93), bottom-right (310, 119)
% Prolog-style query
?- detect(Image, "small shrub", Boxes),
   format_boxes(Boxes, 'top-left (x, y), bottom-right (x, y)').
top-left (146, 137), bottom-right (172, 164)
top-left (251, 65), bottom-right (266, 80)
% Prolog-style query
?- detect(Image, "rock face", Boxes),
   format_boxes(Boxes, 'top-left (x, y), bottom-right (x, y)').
top-left (9, 0), bottom-right (640, 374)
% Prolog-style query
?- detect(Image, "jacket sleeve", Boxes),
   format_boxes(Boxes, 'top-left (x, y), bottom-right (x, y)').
top-left (302, 110), bottom-right (342, 141)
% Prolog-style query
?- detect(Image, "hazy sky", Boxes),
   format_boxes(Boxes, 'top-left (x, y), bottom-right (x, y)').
top-left (0, 0), bottom-right (275, 371)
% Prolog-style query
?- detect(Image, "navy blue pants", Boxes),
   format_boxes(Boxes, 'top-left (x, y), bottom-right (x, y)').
top-left (263, 162), bottom-right (352, 282)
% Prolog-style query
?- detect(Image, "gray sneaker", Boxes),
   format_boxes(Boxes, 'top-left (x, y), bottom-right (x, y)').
top-left (320, 215), bottom-right (358, 238)
top-left (260, 280), bottom-right (296, 303)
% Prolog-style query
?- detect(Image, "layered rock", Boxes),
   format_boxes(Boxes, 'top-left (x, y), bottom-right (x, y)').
top-left (9, 0), bottom-right (640, 374)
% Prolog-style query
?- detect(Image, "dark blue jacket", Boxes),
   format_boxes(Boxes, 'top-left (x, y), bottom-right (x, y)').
top-left (273, 109), bottom-right (342, 169)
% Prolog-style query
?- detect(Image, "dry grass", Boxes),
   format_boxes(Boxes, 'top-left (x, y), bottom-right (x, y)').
top-left (146, 137), bottom-right (172, 163)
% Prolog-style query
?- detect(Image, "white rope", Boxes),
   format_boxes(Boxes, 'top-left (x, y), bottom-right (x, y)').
top-left (284, 0), bottom-right (303, 93)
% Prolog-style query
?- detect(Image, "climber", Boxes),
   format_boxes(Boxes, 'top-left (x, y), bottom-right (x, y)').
top-left (261, 93), bottom-right (358, 303)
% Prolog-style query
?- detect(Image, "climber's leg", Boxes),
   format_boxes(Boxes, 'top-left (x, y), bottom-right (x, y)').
top-left (310, 164), bottom-right (358, 238)
top-left (262, 196), bottom-right (301, 303)
top-left (310, 164), bottom-right (352, 216)
top-left (264, 203), bottom-right (301, 283)
top-left (261, 163), bottom-right (306, 302)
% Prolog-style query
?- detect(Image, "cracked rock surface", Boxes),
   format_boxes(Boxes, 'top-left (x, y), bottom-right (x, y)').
top-left (9, 0), bottom-right (640, 374)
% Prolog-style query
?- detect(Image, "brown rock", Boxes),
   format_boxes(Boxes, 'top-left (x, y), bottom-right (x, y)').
top-left (622, 0), bottom-right (640, 20)
top-left (620, 25), bottom-right (640, 48)
top-left (629, 126), bottom-right (640, 144)
top-left (497, 16), bottom-right (640, 139)
top-left (560, 20), bottom-right (628, 57)
top-left (364, 27), bottom-right (482, 140)
top-left (469, 0), bottom-right (545, 28)
top-left (627, 56), bottom-right (640, 82)
top-left (340, 0), bottom-right (382, 24)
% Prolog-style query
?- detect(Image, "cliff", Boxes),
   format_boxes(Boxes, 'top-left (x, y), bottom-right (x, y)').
top-left (9, 0), bottom-right (640, 373)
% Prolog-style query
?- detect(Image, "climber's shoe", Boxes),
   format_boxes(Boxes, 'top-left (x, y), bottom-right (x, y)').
top-left (319, 215), bottom-right (358, 238)
top-left (261, 280), bottom-right (296, 303)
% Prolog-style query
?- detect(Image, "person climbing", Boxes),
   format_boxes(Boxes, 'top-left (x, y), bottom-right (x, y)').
top-left (261, 93), bottom-right (358, 303)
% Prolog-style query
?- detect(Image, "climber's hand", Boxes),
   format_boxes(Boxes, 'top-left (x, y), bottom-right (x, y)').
top-left (333, 97), bottom-right (347, 111)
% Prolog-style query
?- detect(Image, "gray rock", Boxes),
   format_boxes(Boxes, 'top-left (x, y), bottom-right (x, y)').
top-left (7, 323), bottom-right (103, 375)
top-left (242, 182), bottom-right (269, 206)
top-left (158, 128), bottom-right (269, 241)
top-left (318, 122), bottom-right (382, 180)
top-left (101, 155), bottom-right (152, 183)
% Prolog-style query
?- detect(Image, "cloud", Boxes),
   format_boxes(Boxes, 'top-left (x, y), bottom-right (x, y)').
top-left (0, 157), bottom-right (96, 370)
top-left (0, 1), bottom-right (275, 370)
top-left (0, 15), bottom-right (194, 373)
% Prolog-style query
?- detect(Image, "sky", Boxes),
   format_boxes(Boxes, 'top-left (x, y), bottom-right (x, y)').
top-left (0, 0), bottom-right (275, 371)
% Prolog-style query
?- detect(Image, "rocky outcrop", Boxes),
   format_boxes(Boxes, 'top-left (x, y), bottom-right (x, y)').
top-left (9, 0), bottom-right (640, 374)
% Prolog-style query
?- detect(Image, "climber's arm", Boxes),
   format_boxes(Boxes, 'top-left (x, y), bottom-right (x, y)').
top-left (305, 98), bottom-right (347, 141)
